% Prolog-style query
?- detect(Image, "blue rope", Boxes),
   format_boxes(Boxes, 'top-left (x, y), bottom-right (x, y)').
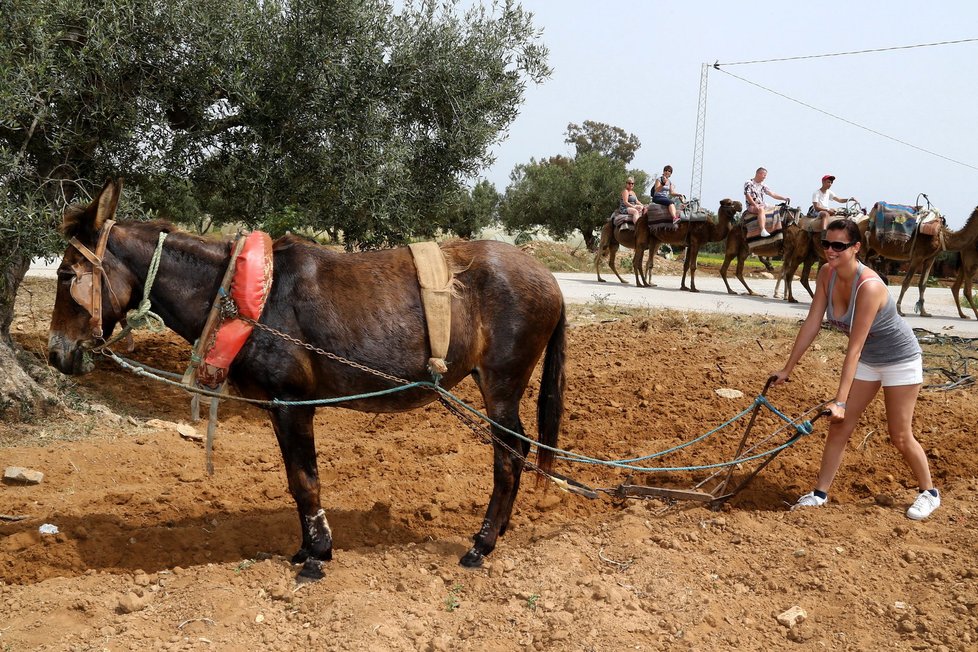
top-left (104, 350), bottom-right (816, 473)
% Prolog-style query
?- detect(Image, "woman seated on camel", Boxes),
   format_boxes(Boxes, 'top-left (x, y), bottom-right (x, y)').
top-left (652, 165), bottom-right (686, 224)
top-left (618, 176), bottom-right (645, 229)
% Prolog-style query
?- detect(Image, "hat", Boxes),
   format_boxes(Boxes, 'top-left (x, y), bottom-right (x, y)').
top-left (821, 174), bottom-right (836, 182)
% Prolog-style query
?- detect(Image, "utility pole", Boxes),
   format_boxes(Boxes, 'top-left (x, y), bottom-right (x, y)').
top-left (689, 63), bottom-right (711, 204)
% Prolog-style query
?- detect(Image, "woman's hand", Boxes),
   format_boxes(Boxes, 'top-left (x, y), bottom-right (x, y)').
top-left (769, 369), bottom-right (790, 386)
top-left (827, 402), bottom-right (846, 423)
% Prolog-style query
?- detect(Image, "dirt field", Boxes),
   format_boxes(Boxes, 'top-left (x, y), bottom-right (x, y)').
top-left (2, 275), bottom-right (977, 651)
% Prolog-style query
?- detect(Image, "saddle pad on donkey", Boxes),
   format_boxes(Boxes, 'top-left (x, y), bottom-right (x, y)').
top-left (870, 201), bottom-right (917, 244)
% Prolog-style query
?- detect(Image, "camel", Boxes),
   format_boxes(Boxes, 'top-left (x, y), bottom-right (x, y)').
top-left (594, 211), bottom-right (653, 286)
top-left (951, 241), bottom-right (978, 319)
top-left (773, 212), bottom-right (872, 302)
top-left (866, 206), bottom-right (978, 316)
top-left (638, 199), bottom-right (743, 292)
top-left (719, 205), bottom-right (812, 300)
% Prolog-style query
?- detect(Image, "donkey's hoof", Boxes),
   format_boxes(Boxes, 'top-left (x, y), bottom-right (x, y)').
top-left (296, 559), bottom-right (325, 583)
top-left (290, 548), bottom-right (310, 565)
top-left (459, 549), bottom-right (485, 568)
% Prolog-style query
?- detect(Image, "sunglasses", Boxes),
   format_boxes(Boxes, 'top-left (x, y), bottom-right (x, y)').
top-left (820, 239), bottom-right (857, 252)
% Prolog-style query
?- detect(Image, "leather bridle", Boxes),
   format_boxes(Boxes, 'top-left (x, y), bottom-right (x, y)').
top-left (67, 219), bottom-right (124, 340)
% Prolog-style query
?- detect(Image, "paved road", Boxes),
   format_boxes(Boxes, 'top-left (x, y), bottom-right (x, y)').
top-left (29, 258), bottom-right (978, 336)
top-left (554, 271), bottom-right (978, 337)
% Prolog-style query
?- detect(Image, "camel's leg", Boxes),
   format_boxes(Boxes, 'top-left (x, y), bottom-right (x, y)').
top-left (966, 272), bottom-right (978, 320)
top-left (720, 253), bottom-right (738, 295)
top-left (633, 246), bottom-right (646, 287)
top-left (914, 258), bottom-right (936, 316)
top-left (608, 244), bottom-right (627, 284)
top-left (896, 261), bottom-right (916, 316)
top-left (685, 242), bottom-right (699, 292)
top-left (952, 267), bottom-right (967, 319)
top-left (735, 253), bottom-right (756, 295)
top-left (801, 256), bottom-right (817, 298)
top-left (781, 259), bottom-right (800, 303)
top-left (594, 224), bottom-right (612, 283)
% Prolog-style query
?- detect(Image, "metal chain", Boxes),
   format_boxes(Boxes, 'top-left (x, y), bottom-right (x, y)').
top-left (237, 315), bottom-right (413, 386)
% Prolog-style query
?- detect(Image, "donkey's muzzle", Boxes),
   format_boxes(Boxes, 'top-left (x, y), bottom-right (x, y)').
top-left (47, 332), bottom-right (94, 375)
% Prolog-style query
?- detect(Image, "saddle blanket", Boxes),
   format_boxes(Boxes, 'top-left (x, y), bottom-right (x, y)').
top-left (611, 210), bottom-right (633, 228)
top-left (870, 201), bottom-right (918, 244)
top-left (741, 208), bottom-right (784, 240)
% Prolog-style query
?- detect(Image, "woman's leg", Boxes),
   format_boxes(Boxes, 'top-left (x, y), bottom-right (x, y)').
top-left (814, 379), bottom-right (880, 492)
top-left (627, 206), bottom-right (640, 224)
top-left (881, 383), bottom-right (933, 489)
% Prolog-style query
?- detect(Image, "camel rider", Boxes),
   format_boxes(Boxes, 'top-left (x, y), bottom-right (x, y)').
top-left (744, 167), bottom-right (789, 238)
top-left (652, 165), bottom-right (686, 225)
top-left (810, 174), bottom-right (857, 232)
top-left (619, 176), bottom-right (645, 230)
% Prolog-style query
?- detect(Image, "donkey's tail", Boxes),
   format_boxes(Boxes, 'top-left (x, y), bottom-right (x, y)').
top-left (536, 301), bottom-right (566, 478)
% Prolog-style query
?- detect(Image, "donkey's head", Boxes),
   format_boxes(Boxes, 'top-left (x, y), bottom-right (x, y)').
top-left (48, 178), bottom-right (137, 374)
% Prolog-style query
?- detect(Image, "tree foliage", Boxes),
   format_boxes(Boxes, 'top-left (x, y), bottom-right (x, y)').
top-left (0, 0), bottom-right (549, 418)
top-left (500, 153), bottom-right (649, 250)
top-left (499, 119), bottom-right (646, 249)
top-left (565, 120), bottom-right (641, 164)
top-left (432, 179), bottom-right (501, 240)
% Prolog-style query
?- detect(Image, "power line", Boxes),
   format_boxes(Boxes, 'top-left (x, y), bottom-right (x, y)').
top-left (714, 67), bottom-right (978, 172)
top-left (717, 37), bottom-right (978, 66)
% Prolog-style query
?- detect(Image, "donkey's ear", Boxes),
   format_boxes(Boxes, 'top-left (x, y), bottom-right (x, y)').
top-left (93, 178), bottom-right (122, 230)
top-left (61, 178), bottom-right (110, 236)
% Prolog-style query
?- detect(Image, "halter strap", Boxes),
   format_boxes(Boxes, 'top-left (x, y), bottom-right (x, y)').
top-left (69, 220), bottom-right (119, 339)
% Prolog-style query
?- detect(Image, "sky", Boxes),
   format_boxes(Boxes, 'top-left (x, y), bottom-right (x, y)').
top-left (477, 0), bottom-right (978, 230)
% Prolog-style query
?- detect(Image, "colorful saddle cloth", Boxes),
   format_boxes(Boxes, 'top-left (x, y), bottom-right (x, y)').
top-left (870, 202), bottom-right (918, 244)
top-left (742, 206), bottom-right (784, 249)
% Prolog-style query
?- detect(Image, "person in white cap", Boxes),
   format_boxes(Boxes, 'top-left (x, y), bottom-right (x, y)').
top-left (811, 174), bottom-right (856, 231)
top-left (744, 167), bottom-right (789, 238)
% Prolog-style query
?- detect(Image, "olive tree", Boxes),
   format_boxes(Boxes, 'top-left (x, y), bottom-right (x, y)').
top-left (0, 0), bottom-right (549, 419)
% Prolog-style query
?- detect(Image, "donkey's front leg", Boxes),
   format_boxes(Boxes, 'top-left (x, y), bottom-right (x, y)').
top-left (270, 406), bottom-right (333, 582)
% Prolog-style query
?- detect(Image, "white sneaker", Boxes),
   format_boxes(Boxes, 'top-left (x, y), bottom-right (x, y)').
top-left (759, 228), bottom-right (771, 238)
top-left (906, 490), bottom-right (940, 520)
top-left (791, 491), bottom-right (827, 510)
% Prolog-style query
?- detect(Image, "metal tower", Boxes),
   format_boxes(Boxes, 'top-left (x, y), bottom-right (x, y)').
top-left (689, 63), bottom-right (711, 203)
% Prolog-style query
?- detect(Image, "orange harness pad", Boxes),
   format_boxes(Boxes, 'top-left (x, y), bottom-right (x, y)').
top-left (200, 231), bottom-right (274, 386)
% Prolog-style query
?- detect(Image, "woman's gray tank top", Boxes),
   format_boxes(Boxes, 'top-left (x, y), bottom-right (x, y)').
top-left (824, 263), bottom-right (921, 365)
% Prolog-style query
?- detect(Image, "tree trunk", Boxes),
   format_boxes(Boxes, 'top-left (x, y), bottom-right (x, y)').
top-left (0, 254), bottom-right (59, 421)
top-left (581, 228), bottom-right (597, 252)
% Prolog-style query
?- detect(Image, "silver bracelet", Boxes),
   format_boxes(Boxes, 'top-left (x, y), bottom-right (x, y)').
top-left (834, 401), bottom-right (847, 409)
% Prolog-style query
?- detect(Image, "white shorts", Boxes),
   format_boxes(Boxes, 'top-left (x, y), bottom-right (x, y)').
top-left (854, 355), bottom-right (922, 387)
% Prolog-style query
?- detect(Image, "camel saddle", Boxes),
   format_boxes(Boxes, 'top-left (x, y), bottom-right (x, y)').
top-left (741, 206), bottom-right (785, 249)
top-left (609, 210), bottom-right (635, 230)
top-left (870, 202), bottom-right (943, 244)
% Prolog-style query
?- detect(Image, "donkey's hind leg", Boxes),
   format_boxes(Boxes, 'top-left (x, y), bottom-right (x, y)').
top-left (270, 405), bottom-right (333, 582)
top-left (461, 377), bottom-right (532, 568)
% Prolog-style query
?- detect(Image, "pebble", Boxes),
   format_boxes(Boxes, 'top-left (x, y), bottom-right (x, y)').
top-left (3, 467), bottom-right (44, 484)
top-left (776, 606), bottom-right (807, 628)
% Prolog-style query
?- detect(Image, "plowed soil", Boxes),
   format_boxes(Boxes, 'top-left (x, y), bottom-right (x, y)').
top-left (2, 276), bottom-right (977, 652)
